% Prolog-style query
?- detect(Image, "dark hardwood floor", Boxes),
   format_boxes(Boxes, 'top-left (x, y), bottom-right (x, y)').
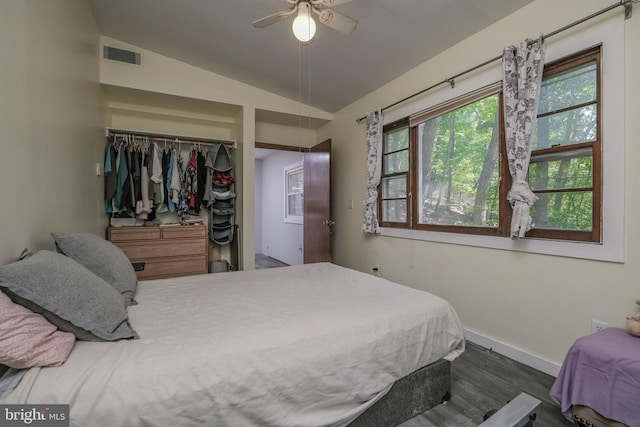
top-left (255, 254), bottom-right (289, 269)
top-left (399, 341), bottom-right (573, 427)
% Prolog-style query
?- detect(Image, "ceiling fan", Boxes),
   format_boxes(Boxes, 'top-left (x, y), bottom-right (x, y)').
top-left (252, 0), bottom-right (358, 42)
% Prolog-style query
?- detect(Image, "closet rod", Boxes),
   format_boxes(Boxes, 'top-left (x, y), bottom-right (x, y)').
top-left (355, 0), bottom-right (635, 123)
top-left (106, 128), bottom-right (236, 150)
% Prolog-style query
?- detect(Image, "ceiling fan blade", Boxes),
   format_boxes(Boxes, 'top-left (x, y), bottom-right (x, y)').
top-left (252, 10), bottom-right (295, 28)
top-left (317, 9), bottom-right (357, 34)
top-left (317, 0), bottom-right (356, 6)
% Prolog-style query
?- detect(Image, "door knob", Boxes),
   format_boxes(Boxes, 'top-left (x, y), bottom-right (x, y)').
top-left (323, 220), bottom-right (335, 227)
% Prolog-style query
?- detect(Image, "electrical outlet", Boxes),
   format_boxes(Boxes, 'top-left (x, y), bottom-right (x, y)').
top-left (591, 319), bottom-right (608, 333)
top-left (372, 265), bottom-right (380, 276)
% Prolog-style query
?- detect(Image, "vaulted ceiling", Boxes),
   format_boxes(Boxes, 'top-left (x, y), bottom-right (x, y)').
top-left (88, 0), bottom-right (534, 113)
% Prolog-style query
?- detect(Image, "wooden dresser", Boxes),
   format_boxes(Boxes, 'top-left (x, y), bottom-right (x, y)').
top-left (108, 225), bottom-right (208, 280)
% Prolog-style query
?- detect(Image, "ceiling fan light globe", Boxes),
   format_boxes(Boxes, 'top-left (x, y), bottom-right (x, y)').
top-left (292, 13), bottom-right (316, 42)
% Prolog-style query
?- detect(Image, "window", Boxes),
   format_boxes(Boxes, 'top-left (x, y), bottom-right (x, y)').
top-left (528, 48), bottom-right (601, 242)
top-left (284, 163), bottom-right (303, 224)
top-left (380, 122), bottom-right (410, 227)
top-left (379, 46), bottom-right (601, 243)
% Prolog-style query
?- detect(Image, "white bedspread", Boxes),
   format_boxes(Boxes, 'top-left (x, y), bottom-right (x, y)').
top-left (7, 263), bottom-right (464, 427)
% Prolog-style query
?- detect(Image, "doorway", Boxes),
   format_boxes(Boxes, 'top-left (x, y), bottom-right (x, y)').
top-left (254, 141), bottom-right (332, 269)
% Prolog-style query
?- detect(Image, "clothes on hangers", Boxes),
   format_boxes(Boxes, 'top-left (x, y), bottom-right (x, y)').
top-left (104, 134), bottom-right (234, 229)
top-left (186, 150), bottom-right (198, 210)
top-left (104, 144), bottom-right (117, 213)
top-left (114, 144), bottom-right (128, 209)
top-left (195, 151), bottom-right (206, 214)
top-left (150, 143), bottom-right (164, 210)
top-left (131, 150), bottom-right (142, 214)
top-left (166, 149), bottom-right (176, 212)
top-left (175, 149), bottom-right (189, 221)
top-left (139, 151), bottom-right (152, 220)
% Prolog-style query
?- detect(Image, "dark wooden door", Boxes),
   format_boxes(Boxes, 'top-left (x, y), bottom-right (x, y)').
top-left (303, 139), bottom-right (332, 263)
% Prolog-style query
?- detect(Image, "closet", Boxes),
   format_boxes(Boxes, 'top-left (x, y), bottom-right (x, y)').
top-left (104, 129), bottom-right (238, 276)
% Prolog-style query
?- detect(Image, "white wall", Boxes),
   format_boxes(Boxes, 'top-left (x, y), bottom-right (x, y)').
top-left (259, 151), bottom-right (304, 265)
top-left (318, 0), bottom-right (640, 374)
top-left (0, 0), bottom-right (105, 265)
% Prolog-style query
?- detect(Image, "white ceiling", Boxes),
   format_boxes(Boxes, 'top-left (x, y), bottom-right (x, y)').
top-left (88, 0), bottom-right (534, 114)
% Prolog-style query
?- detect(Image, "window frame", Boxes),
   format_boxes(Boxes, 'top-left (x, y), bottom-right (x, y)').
top-left (284, 162), bottom-right (304, 225)
top-left (525, 46), bottom-right (602, 242)
top-left (378, 46), bottom-right (602, 243)
top-left (379, 120), bottom-right (411, 228)
top-left (410, 87), bottom-right (512, 237)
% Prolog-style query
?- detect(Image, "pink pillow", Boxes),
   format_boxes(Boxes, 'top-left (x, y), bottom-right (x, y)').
top-left (0, 290), bottom-right (75, 369)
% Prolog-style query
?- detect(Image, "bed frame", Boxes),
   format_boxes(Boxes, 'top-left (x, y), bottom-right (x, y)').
top-left (349, 359), bottom-right (451, 427)
top-left (349, 361), bottom-right (545, 427)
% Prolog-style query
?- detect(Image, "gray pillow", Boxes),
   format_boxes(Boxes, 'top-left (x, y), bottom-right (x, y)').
top-left (52, 233), bottom-right (137, 306)
top-left (0, 251), bottom-right (138, 342)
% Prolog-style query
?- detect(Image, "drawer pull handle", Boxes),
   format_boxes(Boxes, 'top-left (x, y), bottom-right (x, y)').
top-left (132, 262), bottom-right (146, 272)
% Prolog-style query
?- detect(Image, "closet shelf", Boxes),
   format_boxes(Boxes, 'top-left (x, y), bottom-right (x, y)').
top-left (106, 128), bottom-right (236, 151)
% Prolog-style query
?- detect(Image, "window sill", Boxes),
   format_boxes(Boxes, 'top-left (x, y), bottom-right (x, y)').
top-left (380, 226), bottom-right (623, 263)
top-left (284, 218), bottom-right (303, 225)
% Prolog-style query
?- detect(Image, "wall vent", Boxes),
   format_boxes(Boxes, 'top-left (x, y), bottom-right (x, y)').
top-left (103, 46), bottom-right (141, 65)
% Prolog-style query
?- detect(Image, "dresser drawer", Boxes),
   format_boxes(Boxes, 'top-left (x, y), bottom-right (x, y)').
top-left (107, 225), bottom-right (208, 279)
top-left (109, 227), bottom-right (161, 242)
top-left (162, 226), bottom-right (206, 240)
top-left (135, 256), bottom-right (208, 279)
top-left (115, 239), bottom-right (206, 260)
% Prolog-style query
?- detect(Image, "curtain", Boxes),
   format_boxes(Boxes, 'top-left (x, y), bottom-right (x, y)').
top-left (503, 37), bottom-right (545, 238)
top-left (362, 109), bottom-right (383, 234)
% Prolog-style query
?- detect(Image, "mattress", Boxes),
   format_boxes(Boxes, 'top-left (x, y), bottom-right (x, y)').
top-left (6, 262), bottom-right (465, 427)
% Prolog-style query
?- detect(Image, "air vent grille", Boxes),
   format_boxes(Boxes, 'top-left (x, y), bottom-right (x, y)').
top-left (103, 46), bottom-right (141, 65)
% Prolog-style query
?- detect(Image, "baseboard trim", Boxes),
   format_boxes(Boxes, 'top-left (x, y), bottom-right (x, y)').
top-left (464, 328), bottom-right (561, 377)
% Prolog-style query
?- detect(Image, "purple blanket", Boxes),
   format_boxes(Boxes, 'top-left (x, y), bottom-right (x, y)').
top-left (550, 327), bottom-right (640, 426)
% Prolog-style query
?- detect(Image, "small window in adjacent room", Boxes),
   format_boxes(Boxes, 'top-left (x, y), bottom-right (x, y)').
top-left (284, 163), bottom-right (304, 224)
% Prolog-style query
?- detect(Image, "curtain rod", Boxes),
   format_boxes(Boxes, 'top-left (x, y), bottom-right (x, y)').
top-left (106, 128), bottom-right (236, 150)
top-left (355, 0), bottom-right (635, 123)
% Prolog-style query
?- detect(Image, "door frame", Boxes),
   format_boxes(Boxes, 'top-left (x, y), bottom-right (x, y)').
top-left (255, 141), bottom-right (333, 264)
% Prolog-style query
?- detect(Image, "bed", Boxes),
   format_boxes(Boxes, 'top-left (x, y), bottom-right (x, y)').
top-left (1, 252), bottom-right (464, 426)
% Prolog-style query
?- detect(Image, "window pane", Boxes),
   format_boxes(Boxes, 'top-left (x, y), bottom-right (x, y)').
top-left (382, 176), bottom-right (406, 199)
top-left (527, 50), bottom-right (600, 240)
top-left (288, 171), bottom-right (303, 193)
top-left (382, 199), bottom-right (406, 223)
top-left (533, 104), bottom-right (596, 150)
top-left (417, 93), bottom-right (500, 227)
top-left (531, 191), bottom-right (592, 231)
top-left (384, 127), bottom-right (409, 152)
top-left (538, 61), bottom-right (596, 115)
top-left (529, 148), bottom-right (592, 191)
top-left (288, 194), bottom-right (303, 216)
top-left (384, 151), bottom-right (409, 174)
